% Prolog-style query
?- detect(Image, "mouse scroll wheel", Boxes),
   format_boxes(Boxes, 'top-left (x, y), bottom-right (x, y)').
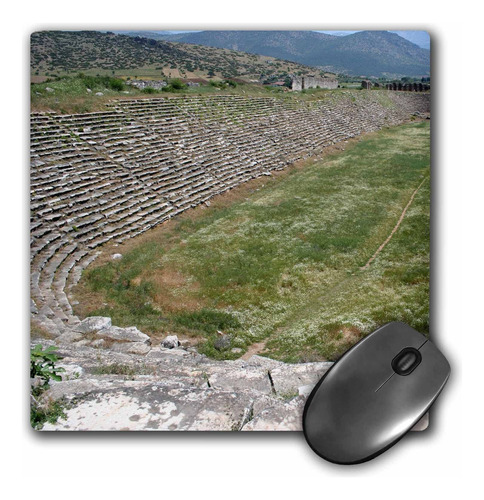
top-left (391, 347), bottom-right (422, 376)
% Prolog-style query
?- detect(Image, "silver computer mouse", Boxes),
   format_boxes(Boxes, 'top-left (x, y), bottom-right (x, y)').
top-left (302, 322), bottom-right (450, 464)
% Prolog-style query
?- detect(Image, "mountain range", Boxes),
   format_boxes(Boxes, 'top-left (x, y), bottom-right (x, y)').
top-left (316, 31), bottom-right (430, 50)
top-left (121, 30), bottom-right (430, 78)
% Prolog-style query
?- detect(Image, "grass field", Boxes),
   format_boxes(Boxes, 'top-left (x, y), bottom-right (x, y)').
top-left (74, 121), bottom-right (430, 362)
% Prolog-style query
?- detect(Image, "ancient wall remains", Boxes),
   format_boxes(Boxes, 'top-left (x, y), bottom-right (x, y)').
top-left (386, 82), bottom-right (430, 91)
top-left (291, 76), bottom-right (338, 91)
top-left (127, 80), bottom-right (167, 90)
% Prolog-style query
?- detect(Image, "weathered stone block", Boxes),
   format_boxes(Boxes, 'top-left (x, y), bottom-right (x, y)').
top-left (111, 342), bottom-right (151, 355)
top-left (269, 362), bottom-right (332, 396)
top-left (97, 326), bottom-right (150, 343)
top-left (161, 335), bottom-right (180, 349)
top-left (74, 316), bottom-right (112, 333)
top-left (242, 396), bottom-right (306, 431)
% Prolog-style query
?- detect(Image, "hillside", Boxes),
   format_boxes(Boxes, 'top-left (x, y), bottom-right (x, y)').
top-left (312, 31), bottom-right (430, 77)
top-left (30, 31), bottom-right (321, 81)
top-left (390, 31), bottom-right (430, 50)
top-left (148, 30), bottom-right (430, 78)
top-left (152, 30), bottom-right (336, 60)
top-left (317, 30), bottom-right (430, 50)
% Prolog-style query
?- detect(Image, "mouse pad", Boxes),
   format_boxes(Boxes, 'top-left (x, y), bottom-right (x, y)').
top-left (30, 29), bottom-right (431, 430)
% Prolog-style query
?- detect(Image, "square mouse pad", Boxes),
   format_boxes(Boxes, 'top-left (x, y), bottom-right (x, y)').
top-left (30, 29), bottom-right (430, 431)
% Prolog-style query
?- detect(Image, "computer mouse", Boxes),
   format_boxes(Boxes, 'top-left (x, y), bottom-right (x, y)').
top-left (302, 322), bottom-right (450, 464)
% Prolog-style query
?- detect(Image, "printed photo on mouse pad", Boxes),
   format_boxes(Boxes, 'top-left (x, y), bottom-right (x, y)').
top-left (30, 29), bottom-right (430, 431)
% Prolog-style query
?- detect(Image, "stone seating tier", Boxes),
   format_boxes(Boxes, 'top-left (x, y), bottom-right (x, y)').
top-left (31, 92), bottom-right (430, 332)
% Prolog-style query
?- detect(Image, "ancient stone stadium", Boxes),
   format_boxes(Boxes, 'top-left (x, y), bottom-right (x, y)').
top-left (30, 90), bottom-right (430, 430)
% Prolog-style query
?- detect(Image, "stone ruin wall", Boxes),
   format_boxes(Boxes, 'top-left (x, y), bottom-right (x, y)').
top-left (362, 81), bottom-right (430, 92)
top-left (30, 91), bottom-right (431, 430)
top-left (291, 76), bottom-right (339, 91)
top-left (385, 82), bottom-right (430, 92)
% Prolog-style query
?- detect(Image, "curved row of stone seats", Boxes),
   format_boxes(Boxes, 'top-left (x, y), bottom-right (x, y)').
top-left (33, 96), bottom-right (412, 247)
top-left (58, 105), bottom-right (279, 203)
top-left (31, 124), bottom-right (179, 327)
top-left (167, 95), bottom-right (385, 163)
top-left (31, 92), bottom-right (430, 336)
top-left (33, 95), bottom-right (416, 217)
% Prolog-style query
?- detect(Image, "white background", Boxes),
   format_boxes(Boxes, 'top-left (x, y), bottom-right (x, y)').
top-left (2, 2), bottom-right (481, 497)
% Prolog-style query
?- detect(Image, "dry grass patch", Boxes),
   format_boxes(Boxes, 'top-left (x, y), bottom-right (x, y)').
top-left (152, 267), bottom-right (203, 313)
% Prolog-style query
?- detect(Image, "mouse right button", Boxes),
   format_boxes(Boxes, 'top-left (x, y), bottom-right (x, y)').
top-left (418, 340), bottom-right (451, 383)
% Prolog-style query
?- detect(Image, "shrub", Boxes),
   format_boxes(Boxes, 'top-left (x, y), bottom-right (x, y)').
top-left (30, 344), bottom-right (65, 386)
top-left (31, 399), bottom-right (67, 430)
top-left (77, 74), bottom-right (125, 92)
top-left (170, 78), bottom-right (187, 90)
top-left (30, 344), bottom-right (67, 429)
top-left (108, 78), bottom-right (125, 91)
top-left (162, 79), bottom-right (188, 93)
top-left (210, 81), bottom-right (226, 89)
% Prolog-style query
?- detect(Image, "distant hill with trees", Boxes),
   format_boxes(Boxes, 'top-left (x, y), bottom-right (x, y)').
top-left (135, 30), bottom-right (430, 78)
top-left (30, 31), bottom-right (323, 82)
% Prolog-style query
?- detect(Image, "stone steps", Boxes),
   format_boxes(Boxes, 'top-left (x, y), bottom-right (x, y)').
top-left (34, 337), bottom-right (332, 431)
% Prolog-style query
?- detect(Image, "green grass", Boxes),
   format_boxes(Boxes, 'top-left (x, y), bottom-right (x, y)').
top-left (78, 122), bottom-right (430, 362)
top-left (31, 75), bottom-right (132, 114)
top-left (91, 364), bottom-right (139, 376)
top-left (172, 309), bottom-right (241, 334)
top-left (31, 397), bottom-right (67, 430)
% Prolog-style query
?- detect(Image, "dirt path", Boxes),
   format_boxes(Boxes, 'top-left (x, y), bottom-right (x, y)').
top-left (360, 176), bottom-right (428, 270)
top-left (244, 175), bottom-right (429, 359)
top-left (241, 341), bottom-right (268, 360)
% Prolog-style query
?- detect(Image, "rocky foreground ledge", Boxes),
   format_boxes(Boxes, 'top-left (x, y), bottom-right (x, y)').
top-left (33, 316), bottom-right (332, 431)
